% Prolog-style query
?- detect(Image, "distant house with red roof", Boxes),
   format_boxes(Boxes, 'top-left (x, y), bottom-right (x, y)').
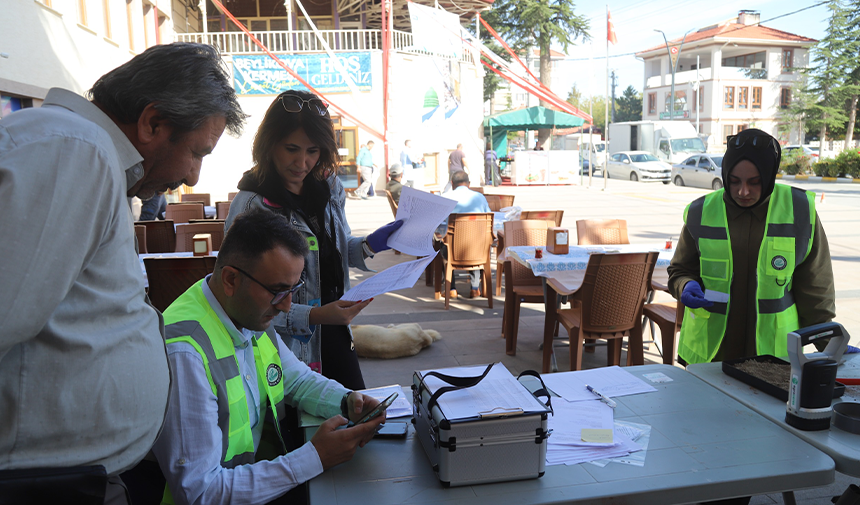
top-left (635, 10), bottom-right (816, 147)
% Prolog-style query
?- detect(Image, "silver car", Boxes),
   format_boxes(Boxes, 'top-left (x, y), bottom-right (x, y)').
top-left (605, 151), bottom-right (671, 183)
top-left (672, 154), bottom-right (724, 190)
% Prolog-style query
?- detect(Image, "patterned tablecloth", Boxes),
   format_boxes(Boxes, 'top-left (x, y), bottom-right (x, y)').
top-left (506, 244), bottom-right (674, 275)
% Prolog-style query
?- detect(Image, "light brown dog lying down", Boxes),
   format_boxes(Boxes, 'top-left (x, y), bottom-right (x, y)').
top-left (351, 323), bottom-right (442, 359)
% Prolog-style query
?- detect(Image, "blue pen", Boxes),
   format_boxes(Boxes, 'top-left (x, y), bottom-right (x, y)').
top-left (585, 384), bottom-right (617, 408)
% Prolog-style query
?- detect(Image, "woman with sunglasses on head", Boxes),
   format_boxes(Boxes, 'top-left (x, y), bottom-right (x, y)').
top-left (668, 128), bottom-right (835, 368)
top-left (226, 90), bottom-right (402, 390)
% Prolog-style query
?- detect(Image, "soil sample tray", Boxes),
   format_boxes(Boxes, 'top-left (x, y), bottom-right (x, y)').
top-left (722, 354), bottom-right (844, 402)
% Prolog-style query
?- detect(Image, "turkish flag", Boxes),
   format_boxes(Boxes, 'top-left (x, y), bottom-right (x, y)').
top-left (608, 9), bottom-right (618, 45)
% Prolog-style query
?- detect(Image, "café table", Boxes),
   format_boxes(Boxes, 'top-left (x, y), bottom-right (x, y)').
top-left (504, 245), bottom-right (674, 371)
top-left (688, 356), bottom-right (860, 478)
top-left (304, 365), bottom-right (834, 505)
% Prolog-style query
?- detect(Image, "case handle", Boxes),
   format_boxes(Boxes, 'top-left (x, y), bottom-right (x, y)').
top-left (517, 369), bottom-right (553, 415)
top-left (422, 364), bottom-right (494, 412)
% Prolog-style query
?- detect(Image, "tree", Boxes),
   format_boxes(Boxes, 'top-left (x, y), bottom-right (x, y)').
top-left (797, 1), bottom-right (853, 145)
top-left (615, 86), bottom-right (642, 122)
top-left (566, 84), bottom-right (606, 131)
top-left (484, 0), bottom-right (590, 147)
top-left (481, 39), bottom-right (512, 114)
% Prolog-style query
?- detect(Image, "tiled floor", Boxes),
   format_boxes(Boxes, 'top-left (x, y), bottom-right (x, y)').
top-left (343, 180), bottom-right (860, 504)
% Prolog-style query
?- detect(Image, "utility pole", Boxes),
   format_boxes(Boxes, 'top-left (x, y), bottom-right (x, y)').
top-left (610, 70), bottom-right (617, 123)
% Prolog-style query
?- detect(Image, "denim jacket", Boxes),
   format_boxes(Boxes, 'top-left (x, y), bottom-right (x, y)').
top-left (225, 175), bottom-right (370, 374)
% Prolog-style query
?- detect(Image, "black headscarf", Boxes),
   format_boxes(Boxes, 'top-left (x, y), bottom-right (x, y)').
top-left (721, 128), bottom-right (781, 208)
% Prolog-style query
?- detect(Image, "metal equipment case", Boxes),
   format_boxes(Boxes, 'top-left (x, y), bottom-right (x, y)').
top-left (412, 365), bottom-right (551, 487)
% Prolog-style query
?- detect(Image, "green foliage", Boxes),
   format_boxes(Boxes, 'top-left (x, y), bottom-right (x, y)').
top-left (813, 150), bottom-right (860, 177)
top-left (615, 85), bottom-right (642, 122)
top-left (780, 150), bottom-right (812, 175)
top-left (813, 158), bottom-right (838, 177)
top-left (834, 149), bottom-right (860, 177)
top-left (565, 84), bottom-right (606, 130)
top-left (483, 0), bottom-right (590, 55)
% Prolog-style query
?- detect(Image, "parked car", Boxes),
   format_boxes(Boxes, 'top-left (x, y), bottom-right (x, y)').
top-left (605, 151), bottom-right (671, 183)
top-left (672, 154), bottom-right (724, 190)
top-left (580, 157), bottom-right (605, 177)
top-left (784, 145), bottom-right (819, 162)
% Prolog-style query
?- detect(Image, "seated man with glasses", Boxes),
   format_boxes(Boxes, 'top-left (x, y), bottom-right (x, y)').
top-left (152, 208), bottom-right (384, 505)
top-left (668, 128), bottom-right (835, 367)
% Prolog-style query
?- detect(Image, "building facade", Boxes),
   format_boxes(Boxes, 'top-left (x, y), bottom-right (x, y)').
top-left (635, 10), bottom-right (815, 148)
top-left (1, 0), bottom-right (487, 199)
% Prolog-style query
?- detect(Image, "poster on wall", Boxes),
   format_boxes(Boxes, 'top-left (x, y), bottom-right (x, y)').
top-left (407, 2), bottom-right (463, 59)
top-left (232, 52), bottom-right (372, 95)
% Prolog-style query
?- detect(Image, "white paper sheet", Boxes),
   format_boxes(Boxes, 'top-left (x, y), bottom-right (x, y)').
top-left (358, 384), bottom-right (412, 419)
top-left (386, 186), bottom-right (457, 256)
top-left (419, 363), bottom-right (548, 421)
top-left (341, 253), bottom-right (437, 302)
top-left (541, 366), bottom-right (657, 402)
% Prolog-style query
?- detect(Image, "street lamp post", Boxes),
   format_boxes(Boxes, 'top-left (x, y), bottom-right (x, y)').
top-left (655, 29), bottom-right (693, 121)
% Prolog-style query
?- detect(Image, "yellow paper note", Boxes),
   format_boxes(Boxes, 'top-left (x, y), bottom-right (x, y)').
top-left (581, 429), bottom-right (614, 443)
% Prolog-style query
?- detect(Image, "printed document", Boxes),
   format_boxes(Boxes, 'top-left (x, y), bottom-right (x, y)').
top-left (386, 187), bottom-right (457, 256)
top-left (419, 363), bottom-right (547, 421)
top-left (341, 253), bottom-right (437, 302)
top-left (541, 366), bottom-right (657, 402)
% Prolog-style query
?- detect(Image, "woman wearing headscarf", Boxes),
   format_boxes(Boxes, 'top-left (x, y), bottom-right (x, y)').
top-left (226, 90), bottom-right (402, 390)
top-left (668, 128), bottom-right (835, 365)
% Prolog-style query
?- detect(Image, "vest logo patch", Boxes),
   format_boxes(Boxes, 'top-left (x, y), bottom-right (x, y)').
top-left (266, 363), bottom-right (282, 386)
top-left (771, 255), bottom-right (787, 270)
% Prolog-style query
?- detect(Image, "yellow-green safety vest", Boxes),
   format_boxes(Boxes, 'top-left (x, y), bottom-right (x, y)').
top-left (160, 280), bottom-right (287, 505)
top-left (677, 184), bottom-right (816, 364)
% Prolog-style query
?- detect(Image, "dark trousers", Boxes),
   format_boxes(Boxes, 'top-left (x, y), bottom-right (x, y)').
top-left (321, 324), bottom-right (366, 390)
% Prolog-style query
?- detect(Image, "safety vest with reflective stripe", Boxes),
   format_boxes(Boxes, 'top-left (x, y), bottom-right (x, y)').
top-left (160, 280), bottom-right (287, 505)
top-left (677, 184), bottom-right (815, 364)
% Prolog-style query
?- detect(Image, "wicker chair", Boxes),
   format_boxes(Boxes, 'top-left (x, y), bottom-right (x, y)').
top-left (500, 220), bottom-right (550, 355)
top-left (544, 251), bottom-right (658, 372)
top-left (215, 201), bottom-right (231, 220)
top-left (181, 192), bottom-right (211, 207)
top-left (383, 190), bottom-right (402, 256)
top-left (436, 213), bottom-right (494, 309)
top-left (134, 220), bottom-right (176, 254)
top-left (521, 210), bottom-right (564, 228)
top-left (642, 299), bottom-right (684, 366)
top-left (575, 219), bottom-right (629, 245)
top-left (144, 256), bottom-right (217, 312)
top-left (485, 194), bottom-right (515, 212)
top-left (175, 222), bottom-right (225, 252)
top-left (165, 203), bottom-right (204, 224)
top-left (228, 192), bottom-right (239, 201)
top-left (134, 225), bottom-right (147, 254)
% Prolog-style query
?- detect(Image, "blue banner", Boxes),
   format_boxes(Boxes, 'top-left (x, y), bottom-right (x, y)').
top-left (233, 52), bottom-right (372, 95)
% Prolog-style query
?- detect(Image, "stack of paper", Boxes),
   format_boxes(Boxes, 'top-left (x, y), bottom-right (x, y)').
top-left (419, 363), bottom-right (549, 421)
top-left (545, 398), bottom-right (640, 466)
top-left (540, 367), bottom-right (657, 466)
top-left (359, 384), bottom-right (412, 419)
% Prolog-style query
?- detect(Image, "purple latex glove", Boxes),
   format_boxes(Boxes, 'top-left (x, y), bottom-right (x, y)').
top-left (366, 220), bottom-right (404, 253)
top-left (681, 281), bottom-right (713, 309)
top-left (846, 345), bottom-right (860, 354)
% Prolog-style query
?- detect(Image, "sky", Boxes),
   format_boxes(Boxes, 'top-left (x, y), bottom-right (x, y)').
top-left (543, 0), bottom-right (831, 102)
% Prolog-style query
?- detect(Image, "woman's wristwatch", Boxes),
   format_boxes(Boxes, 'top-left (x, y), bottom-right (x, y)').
top-left (361, 239), bottom-right (375, 258)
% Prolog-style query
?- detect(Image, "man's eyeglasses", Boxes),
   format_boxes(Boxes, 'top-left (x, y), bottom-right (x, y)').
top-left (726, 134), bottom-right (779, 158)
top-left (229, 265), bottom-right (304, 305)
top-left (279, 93), bottom-right (329, 116)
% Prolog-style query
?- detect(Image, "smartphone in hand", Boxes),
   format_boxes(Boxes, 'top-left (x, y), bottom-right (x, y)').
top-left (347, 392), bottom-right (398, 427)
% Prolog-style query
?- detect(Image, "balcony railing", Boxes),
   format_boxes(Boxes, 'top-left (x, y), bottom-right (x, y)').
top-left (645, 66), bottom-right (770, 89)
top-left (175, 29), bottom-right (474, 63)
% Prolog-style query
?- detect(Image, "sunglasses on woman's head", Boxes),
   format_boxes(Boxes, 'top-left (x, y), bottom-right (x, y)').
top-left (726, 134), bottom-right (779, 158)
top-left (279, 93), bottom-right (329, 116)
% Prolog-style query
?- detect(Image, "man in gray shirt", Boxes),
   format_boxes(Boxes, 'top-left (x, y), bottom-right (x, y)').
top-left (0, 43), bottom-right (245, 503)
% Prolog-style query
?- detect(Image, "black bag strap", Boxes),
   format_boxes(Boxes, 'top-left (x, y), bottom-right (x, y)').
top-left (423, 364), bottom-right (494, 412)
top-left (517, 370), bottom-right (553, 415)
